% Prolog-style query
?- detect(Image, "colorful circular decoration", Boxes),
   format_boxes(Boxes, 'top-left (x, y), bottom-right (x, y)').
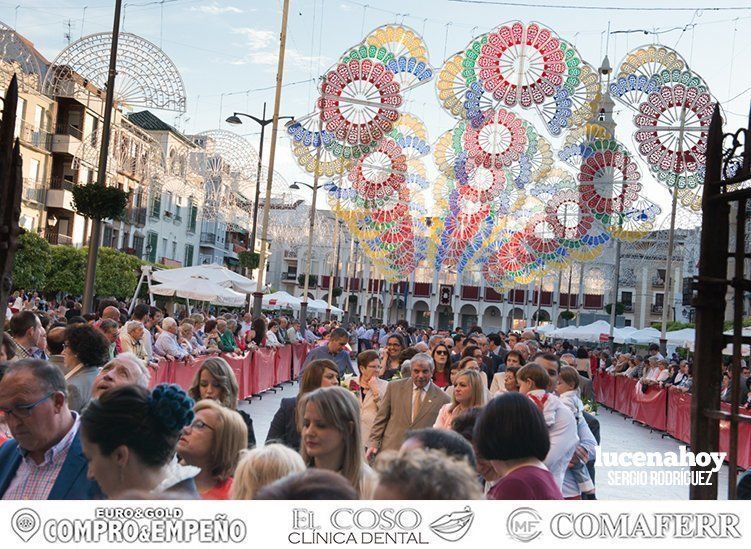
top-left (462, 108), bottom-right (527, 169)
top-left (578, 144), bottom-right (641, 215)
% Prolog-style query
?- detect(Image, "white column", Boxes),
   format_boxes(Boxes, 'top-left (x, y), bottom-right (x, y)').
top-left (639, 266), bottom-right (649, 329)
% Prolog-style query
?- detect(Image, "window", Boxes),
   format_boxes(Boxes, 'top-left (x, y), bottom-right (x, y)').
top-left (150, 192), bottom-right (161, 218)
top-left (620, 291), bottom-right (633, 306)
top-left (133, 235), bottom-right (145, 257)
top-left (14, 98), bottom-right (26, 137)
top-left (655, 293), bottom-right (664, 307)
top-left (184, 244), bottom-right (194, 267)
top-left (147, 232), bottom-right (158, 263)
top-left (27, 159), bottom-right (40, 183)
top-left (33, 105), bottom-right (44, 131)
top-left (171, 241), bottom-right (177, 260)
top-left (102, 225), bottom-right (113, 248)
top-left (188, 201), bottom-right (198, 232)
top-left (162, 238), bottom-right (168, 259)
top-left (165, 191), bottom-right (173, 211)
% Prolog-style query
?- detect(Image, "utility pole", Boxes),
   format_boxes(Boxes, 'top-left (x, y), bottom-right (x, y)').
top-left (252, 0), bottom-right (290, 317)
top-left (82, 0), bottom-right (122, 314)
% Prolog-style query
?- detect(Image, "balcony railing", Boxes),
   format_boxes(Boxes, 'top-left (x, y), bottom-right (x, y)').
top-left (623, 303), bottom-right (634, 312)
top-left (284, 271), bottom-right (297, 280)
top-left (19, 122), bottom-right (52, 151)
top-left (200, 232), bottom-right (218, 245)
top-left (284, 249), bottom-right (297, 260)
top-left (127, 207), bottom-right (147, 226)
top-left (652, 277), bottom-right (665, 288)
top-left (23, 179), bottom-right (47, 204)
top-left (50, 176), bottom-right (76, 191)
top-left (651, 304), bottom-right (664, 314)
top-left (55, 124), bottom-right (83, 140)
top-left (45, 232), bottom-right (73, 246)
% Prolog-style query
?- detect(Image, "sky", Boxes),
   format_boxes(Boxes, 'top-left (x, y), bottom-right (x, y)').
top-left (4, 0), bottom-right (751, 228)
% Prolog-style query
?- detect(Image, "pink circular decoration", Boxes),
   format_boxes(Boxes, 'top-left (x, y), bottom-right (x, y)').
top-left (578, 149), bottom-right (641, 215)
top-left (463, 108), bottom-right (527, 169)
top-left (476, 21), bottom-right (566, 108)
top-left (318, 58), bottom-right (403, 146)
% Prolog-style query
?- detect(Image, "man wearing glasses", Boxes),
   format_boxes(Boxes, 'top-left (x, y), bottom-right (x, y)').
top-left (0, 359), bottom-right (101, 499)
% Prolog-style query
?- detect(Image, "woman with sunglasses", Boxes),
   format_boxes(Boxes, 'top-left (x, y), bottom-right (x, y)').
top-left (431, 343), bottom-right (452, 389)
top-left (177, 400), bottom-right (247, 499)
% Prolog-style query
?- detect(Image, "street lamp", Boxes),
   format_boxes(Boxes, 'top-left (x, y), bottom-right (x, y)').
top-left (289, 180), bottom-right (319, 333)
top-left (225, 105), bottom-right (293, 310)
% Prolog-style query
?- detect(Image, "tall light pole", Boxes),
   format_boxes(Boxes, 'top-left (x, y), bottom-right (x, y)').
top-left (225, 107), bottom-right (292, 313)
top-left (290, 179), bottom-right (319, 334)
top-left (82, 0), bottom-right (122, 313)
top-left (251, 0), bottom-right (290, 318)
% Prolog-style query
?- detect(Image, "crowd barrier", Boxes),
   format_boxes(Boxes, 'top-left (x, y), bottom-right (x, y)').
top-left (593, 371), bottom-right (751, 469)
top-left (147, 342), bottom-right (310, 399)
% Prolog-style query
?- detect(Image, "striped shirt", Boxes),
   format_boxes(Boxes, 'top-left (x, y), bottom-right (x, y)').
top-left (2, 413), bottom-right (80, 500)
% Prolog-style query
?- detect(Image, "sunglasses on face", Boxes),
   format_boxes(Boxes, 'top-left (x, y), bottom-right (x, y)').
top-left (435, 350), bottom-right (448, 356)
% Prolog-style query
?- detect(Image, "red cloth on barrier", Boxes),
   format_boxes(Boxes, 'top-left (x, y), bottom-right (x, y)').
top-left (292, 343), bottom-right (307, 379)
top-left (613, 375), bottom-right (634, 415)
top-left (274, 345), bottom-right (293, 385)
top-left (632, 384), bottom-right (668, 431)
top-left (666, 387), bottom-right (692, 443)
top-left (718, 403), bottom-right (751, 470)
top-left (595, 372), bottom-right (615, 408)
top-left (171, 357), bottom-right (206, 392)
top-left (223, 354), bottom-right (248, 399)
top-left (149, 360), bottom-right (173, 389)
top-left (251, 347), bottom-right (277, 394)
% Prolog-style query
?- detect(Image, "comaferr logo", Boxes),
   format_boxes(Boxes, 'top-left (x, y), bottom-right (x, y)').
top-left (507, 508), bottom-right (542, 542)
top-left (429, 507), bottom-right (475, 542)
top-left (550, 513), bottom-right (742, 539)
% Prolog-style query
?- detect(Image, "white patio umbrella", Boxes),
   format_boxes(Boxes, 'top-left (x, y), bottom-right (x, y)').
top-left (626, 327), bottom-right (662, 345)
top-left (307, 299), bottom-right (344, 315)
top-left (263, 291), bottom-right (302, 310)
top-left (152, 264), bottom-right (257, 294)
top-left (150, 276), bottom-right (246, 307)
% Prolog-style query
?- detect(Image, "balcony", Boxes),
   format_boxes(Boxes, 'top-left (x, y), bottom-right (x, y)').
top-left (22, 179), bottom-right (47, 205)
top-left (284, 271), bottom-right (298, 281)
top-left (200, 232), bottom-right (222, 247)
top-left (18, 122), bottom-right (52, 151)
top-left (651, 304), bottom-right (664, 314)
top-left (51, 125), bottom-right (83, 156)
top-left (623, 303), bottom-right (634, 313)
top-left (284, 249), bottom-right (297, 261)
top-left (127, 207), bottom-right (147, 227)
top-left (45, 231), bottom-right (73, 246)
top-left (46, 177), bottom-right (76, 211)
top-left (652, 277), bottom-right (665, 288)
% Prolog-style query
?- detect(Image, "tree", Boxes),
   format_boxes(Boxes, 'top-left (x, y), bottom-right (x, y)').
top-left (238, 251), bottom-right (260, 270)
top-left (560, 310), bottom-right (576, 321)
top-left (94, 246), bottom-right (143, 300)
top-left (46, 246), bottom-right (87, 296)
top-left (298, 274), bottom-right (318, 287)
top-left (332, 286), bottom-right (343, 298)
top-left (12, 231), bottom-right (50, 291)
top-left (604, 302), bottom-right (625, 316)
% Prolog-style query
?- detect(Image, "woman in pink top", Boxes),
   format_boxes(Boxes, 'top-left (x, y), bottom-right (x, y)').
top-left (474, 392), bottom-right (563, 500)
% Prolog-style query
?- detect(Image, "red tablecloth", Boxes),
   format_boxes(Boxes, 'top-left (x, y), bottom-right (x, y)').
top-left (666, 387), bottom-right (692, 443)
top-left (274, 345), bottom-right (293, 385)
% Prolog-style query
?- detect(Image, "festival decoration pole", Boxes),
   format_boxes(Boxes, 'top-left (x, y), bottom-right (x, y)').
top-left (253, 0), bottom-right (290, 317)
top-left (82, 0), bottom-right (122, 314)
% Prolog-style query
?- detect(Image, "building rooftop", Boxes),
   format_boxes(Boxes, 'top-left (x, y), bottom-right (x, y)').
top-left (128, 110), bottom-right (194, 147)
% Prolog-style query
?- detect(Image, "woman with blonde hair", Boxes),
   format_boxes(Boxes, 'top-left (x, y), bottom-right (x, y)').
top-left (434, 369), bottom-right (486, 429)
top-left (299, 386), bottom-right (377, 498)
top-left (230, 444), bottom-right (306, 499)
top-left (188, 357), bottom-right (256, 447)
top-left (177, 399), bottom-right (247, 499)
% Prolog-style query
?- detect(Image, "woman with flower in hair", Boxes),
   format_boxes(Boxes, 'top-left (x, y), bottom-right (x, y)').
top-left (81, 384), bottom-right (199, 498)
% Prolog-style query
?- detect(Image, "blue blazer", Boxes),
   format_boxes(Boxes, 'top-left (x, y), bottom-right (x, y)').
top-left (0, 432), bottom-right (103, 500)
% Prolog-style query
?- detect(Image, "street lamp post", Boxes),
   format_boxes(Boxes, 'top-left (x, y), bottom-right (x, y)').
top-left (225, 106), bottom-right (293, 312)
top-left (290, 179), bottom-right (319, 335)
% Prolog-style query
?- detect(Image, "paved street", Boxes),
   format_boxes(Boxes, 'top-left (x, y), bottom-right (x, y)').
top-left (240, 385), bottom-right (731, 500)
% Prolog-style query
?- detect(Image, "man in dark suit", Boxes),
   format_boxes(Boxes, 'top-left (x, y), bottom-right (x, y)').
top-left (487, 333), bottom-right (507, 373)
top-left (0, 359), bottom-right (101, 499)
top-left (366, 353), bottom-right (450, 458)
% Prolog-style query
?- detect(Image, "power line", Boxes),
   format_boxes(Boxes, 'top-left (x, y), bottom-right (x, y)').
top-left (449, 0), bottom-right (751, 11)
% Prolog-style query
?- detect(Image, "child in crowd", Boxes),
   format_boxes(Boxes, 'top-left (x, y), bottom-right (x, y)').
top-left (555, 366), bottom-right (596, 498)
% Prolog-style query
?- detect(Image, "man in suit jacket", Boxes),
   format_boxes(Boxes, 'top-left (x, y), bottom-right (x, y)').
top-left (366, 353), bottom-right (450, 458)
top-left (0, 359), bottom-right (101, 499)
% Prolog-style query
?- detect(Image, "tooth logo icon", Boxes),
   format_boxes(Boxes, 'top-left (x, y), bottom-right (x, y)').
top-left (12, 508), bottom-right (41, 542)
top-left (429, 506), bottom-right (474, 542)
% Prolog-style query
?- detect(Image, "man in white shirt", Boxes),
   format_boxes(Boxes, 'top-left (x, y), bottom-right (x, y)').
top-left (153, 317), bottom-right (189, 360)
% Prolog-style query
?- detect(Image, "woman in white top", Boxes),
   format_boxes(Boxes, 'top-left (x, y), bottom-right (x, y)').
top-left (446, 357), bottom-right (491, 402)
top-left (354, 350), bottom-right (389, 445)
top-left (265, 321), bottom-right (284, 348)
top-left (434, 369), bottom-right (486, 430)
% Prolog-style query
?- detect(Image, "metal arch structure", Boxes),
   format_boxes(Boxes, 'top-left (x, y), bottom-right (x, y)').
top-left (42, 32), bottom-right (187, 112)
top-left (0, 21), bottom-right (43, 92)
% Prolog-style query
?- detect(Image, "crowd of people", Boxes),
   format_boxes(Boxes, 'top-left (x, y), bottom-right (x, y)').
top-left (1, 289), bottom-right (749, 499)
